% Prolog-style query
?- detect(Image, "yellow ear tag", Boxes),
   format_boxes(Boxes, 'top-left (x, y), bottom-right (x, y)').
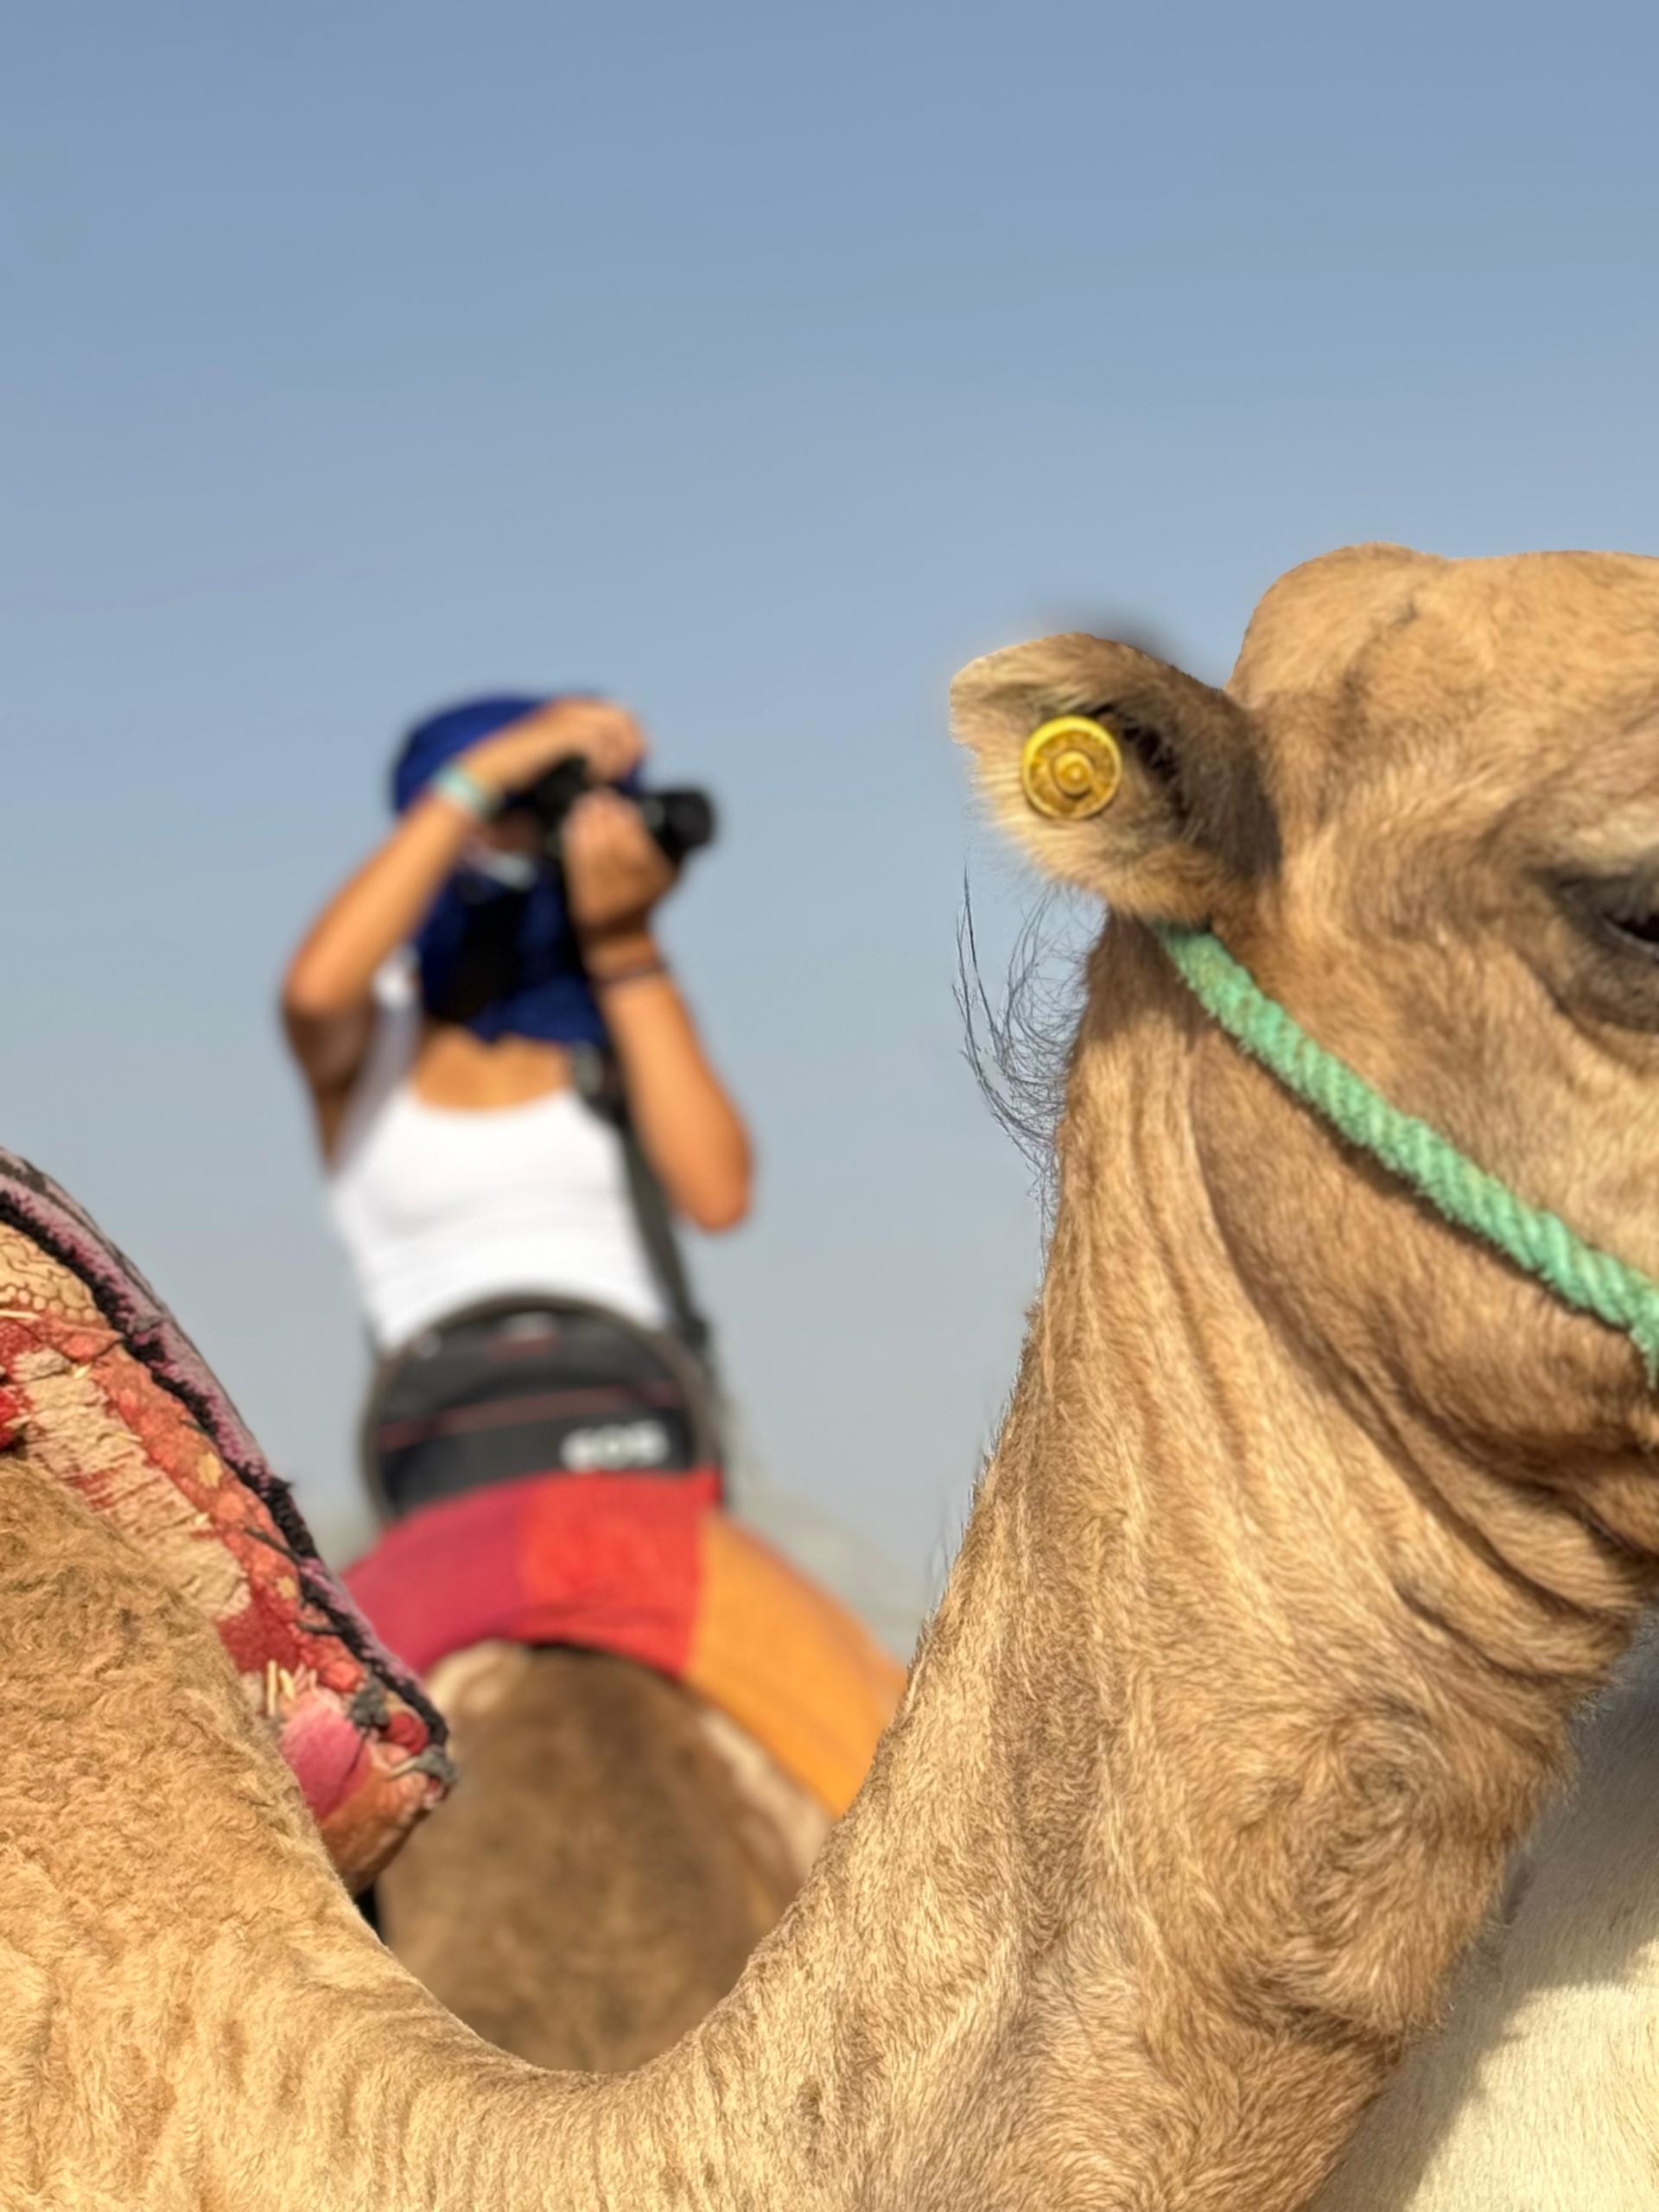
top-left (1020, 716), bottom-right (1123, 822)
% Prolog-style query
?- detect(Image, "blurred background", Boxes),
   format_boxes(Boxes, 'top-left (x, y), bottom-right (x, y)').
top-left (4, 0), bottom-right (1656, 1641)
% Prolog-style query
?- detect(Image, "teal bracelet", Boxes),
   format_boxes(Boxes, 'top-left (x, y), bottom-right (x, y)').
top-left (430, 760), bottom-right (500, 822)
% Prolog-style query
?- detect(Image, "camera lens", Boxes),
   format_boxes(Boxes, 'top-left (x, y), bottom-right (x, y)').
top-left (637, 790), bottom-right (716, 867)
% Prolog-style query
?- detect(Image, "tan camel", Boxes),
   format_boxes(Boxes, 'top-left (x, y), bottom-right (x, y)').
top-left (5, 540), bottom-right (1659, 2209)
top-left (380, 1617), bottom-right (1659, 2202)
top-left (352, 1459), bottom-right (874, 2069)
top-left (372, 1640), bottom-right (826, 2069)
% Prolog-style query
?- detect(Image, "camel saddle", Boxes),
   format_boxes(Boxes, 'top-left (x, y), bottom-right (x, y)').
top-left (346, 1296), bottom-right (905, 1820)
top-left (0, 1146), bottom-right (453, 1892)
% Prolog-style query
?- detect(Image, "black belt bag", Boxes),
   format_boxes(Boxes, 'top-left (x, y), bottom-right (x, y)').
top-left (360, 1294), bottom-right (725, 1523)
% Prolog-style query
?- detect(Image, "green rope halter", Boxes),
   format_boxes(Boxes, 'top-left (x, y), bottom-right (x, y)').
top-left (1152, 924), bottom-right (1659, 1381)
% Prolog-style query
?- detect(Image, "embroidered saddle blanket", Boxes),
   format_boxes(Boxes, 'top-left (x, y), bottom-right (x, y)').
top-left (0, 1147), bottom-right (453, 1891)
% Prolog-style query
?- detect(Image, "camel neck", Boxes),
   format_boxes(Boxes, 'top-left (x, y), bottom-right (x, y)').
top-left (28, 940), bottom-right (1650, 2211)
top-left (544, 934), bottom-right (1654, 2210)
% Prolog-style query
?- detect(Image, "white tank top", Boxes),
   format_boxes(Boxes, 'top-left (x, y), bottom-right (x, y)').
top-left (327, 962), bottom-right (667, 1351)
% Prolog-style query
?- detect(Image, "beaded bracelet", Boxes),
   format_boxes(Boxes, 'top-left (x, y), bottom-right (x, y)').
top-left (430, 760), bottom-right (501, 822)
top-left (590, 957), bottom-right (670, 989)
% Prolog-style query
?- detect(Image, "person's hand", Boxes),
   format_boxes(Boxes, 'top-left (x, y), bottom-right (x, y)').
top-left (563, 790), bottom-right (677, 945)
top-left (461, 699), bottom-right (646, 799)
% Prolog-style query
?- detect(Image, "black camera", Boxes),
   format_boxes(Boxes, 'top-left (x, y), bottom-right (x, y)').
top-left (522, 758), bottom-right (717, 869)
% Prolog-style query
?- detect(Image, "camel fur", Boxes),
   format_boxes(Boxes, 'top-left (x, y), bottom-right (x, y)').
top-left (3, 542), bottom-right (1659, 2206)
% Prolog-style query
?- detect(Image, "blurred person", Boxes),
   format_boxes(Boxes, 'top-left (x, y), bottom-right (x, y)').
top-left (283, 696), bottom-right (905, 2064)
top-left (282, 693), bottom-right (749, 1516)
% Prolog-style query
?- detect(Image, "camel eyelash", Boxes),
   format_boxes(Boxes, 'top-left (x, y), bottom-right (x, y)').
top-left (1554, 868), bottom-right (1659, 959)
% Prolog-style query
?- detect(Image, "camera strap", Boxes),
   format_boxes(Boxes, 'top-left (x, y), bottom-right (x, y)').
top-left (569, 1043), bottom-right (717, 1370)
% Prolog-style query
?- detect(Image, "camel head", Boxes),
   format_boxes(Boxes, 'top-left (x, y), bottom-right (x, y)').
top-left (953, 543), bottom-right (1659, 1517)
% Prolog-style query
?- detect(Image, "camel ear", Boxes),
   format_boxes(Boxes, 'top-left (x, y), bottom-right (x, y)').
top-left (950, 633), bottom-right (1279, 920)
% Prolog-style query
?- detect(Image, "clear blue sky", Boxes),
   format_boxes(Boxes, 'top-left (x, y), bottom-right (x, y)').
top-left (4, 1), bottom-right (1656, 1593)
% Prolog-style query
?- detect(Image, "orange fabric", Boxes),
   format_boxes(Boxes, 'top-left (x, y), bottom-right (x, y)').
top-left (687, 1514), bottom-right (906, 1816)
top-left (350, 1474), bottom-right (906, 1820)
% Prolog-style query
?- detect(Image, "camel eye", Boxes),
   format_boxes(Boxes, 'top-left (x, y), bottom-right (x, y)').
top-left (1559, 870), bottom-right (1659, 961)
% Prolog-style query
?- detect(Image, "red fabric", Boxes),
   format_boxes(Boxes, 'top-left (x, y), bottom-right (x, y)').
top-left (346, 1469), bottom-right (721, 1681)
top-left (0, 1295), bottom-right (450, 1891)
top-left (346, 1467), bottom-right (909, 1818)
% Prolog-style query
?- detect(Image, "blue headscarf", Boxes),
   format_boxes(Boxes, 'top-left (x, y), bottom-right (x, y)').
top-left (393, 695), bottom-right (634, 1047)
